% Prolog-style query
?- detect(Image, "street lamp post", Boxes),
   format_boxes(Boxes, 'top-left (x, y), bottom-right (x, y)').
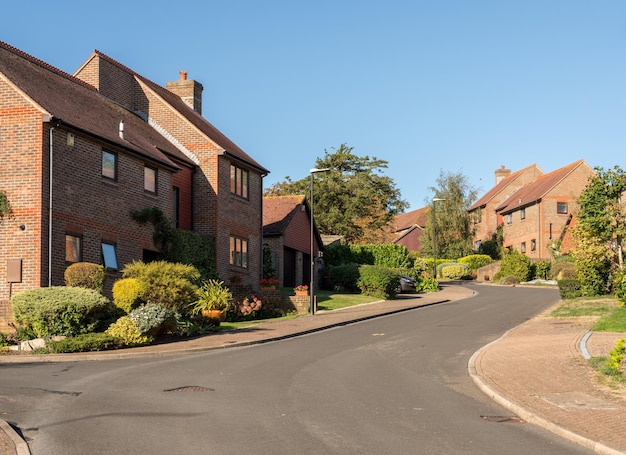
top-left (432, 198), bottom-right (446, 279)
top-left (310, 167), bottom-right (330, 315)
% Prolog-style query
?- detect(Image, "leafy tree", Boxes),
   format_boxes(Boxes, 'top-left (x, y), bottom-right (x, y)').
top-left (264, 144), bottom-right (408, 243)
top-left (421, 170), bottom-right (478, 259)
top-left (572, 166), bottom-right (626, 294)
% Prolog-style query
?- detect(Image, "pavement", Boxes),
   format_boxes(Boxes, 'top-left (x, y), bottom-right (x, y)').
top-left (1, 282), bottom-right (626, 455)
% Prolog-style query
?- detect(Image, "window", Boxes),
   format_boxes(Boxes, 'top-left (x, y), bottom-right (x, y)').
top-left (230, 236), bottom-right (248, 268)
top-left (507, 213), bottom-right (512, 224)
top-left (65, 234), bottom-right (82, 262)
top-left (101, 242), bottom-right (118, 270)
top-left (230, 164), bottom-right (249, 198)
top-left (173, 186), bottom-right (180, 228)
top-left (557, 202), bottom-right (568, 214)
top-left (520, 208), bottom-right (526, 220)
top-left (144, 166), bottom-right (157, 193)
top-left (531, 239), bottom-right (536, 251)
top-left (102, 150), bottom-right (117, 180)
top-left (521, 242), bottom-right (526, 253)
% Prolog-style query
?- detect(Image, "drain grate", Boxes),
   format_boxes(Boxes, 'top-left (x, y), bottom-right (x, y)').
top-left (164, 386), bottom-right (215, 393)
top-left (481, 415), bottom-right (526, 423)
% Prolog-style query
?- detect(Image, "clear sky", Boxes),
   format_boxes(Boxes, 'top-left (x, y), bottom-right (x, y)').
top-left (3, 1), bottom-right (625, 211)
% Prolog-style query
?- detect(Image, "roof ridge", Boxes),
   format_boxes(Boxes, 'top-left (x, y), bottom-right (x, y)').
top-left (0, 41), bottom-right (96, 91)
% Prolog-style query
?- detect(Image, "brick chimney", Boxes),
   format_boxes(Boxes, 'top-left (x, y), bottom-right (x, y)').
top-left (494, 165), bottom-right (511, 184)
top-left (166, 70), bottom-right (203, 115)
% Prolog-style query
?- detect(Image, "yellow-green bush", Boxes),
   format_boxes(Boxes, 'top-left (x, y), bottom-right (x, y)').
top-left (441, 265), bottom-right (469, 280)
top-left (112, 278), bottom-right (145, 313)
top-left (105, 316), bottom-right (153, 346)
top-left (64, 262), bottom-right (106, 293)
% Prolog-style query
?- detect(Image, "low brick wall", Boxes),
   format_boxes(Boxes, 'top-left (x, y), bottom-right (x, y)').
top-left (476, 261), bottom-right (500, 282)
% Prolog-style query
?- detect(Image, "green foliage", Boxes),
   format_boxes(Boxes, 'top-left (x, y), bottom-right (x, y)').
top-left (421, 170), bottom-right (478, 259)
top-left (112, 278), bottom-right (145, 314)
top-left (130, 206), bottom-right (173, 254)
top-left (105, 316), bottom-right (153, 346)
top-left (418, 277), bottom-right (439, 292)
top-left (493, 250), bottom-right (531, 283)
top-left (602, 338), bottom-right (626, 377)
top-left (593, 307), bottom-right (626, 332)
top-left (551, 260), bottom-right (577, 280)
top-left (262, 243), bottom-right (275, 279)
top-left (264, 144), bottom-right (408, 242)
top-left (128, 303), bottom-right (177, 336)
top-left (357, 265), bottom-right (400, 300)
top-left (572, 226), bottom-right (612, 296)
top-left (478, 240), bottom-right (501, 260)
top-left (64, 262), bottom-right (106, 293)
top-left (47, 333), bottom-right (120, 353)
top-left (12, 286), bottom-right (110, 338)
top-left (499, 276), bottom-right (520, 285)
top-left (531, 260), bottom-right (552, 280)
top-left (412, 257), bottom-right (429, 275)
top-left (121, 260), bottom-right (200, 313)
top-left (458, 254), bottom-right (492, 271)
top-left (323, 243), bottom-right (411, 268)
top-left (613, 268), bottom-right (626, 306)
top-left (189, 279), bottom-right (233, 314)
top-left (167, 229), bottom-right (217, 280)
top-left (328, 264), bottom-right (361, 292)
top-left (0, 190), bottom-right (11, 221)
top-left (557, 279), bottom-right (583, 299)
top-left (441, 265), bottom-right (470, 280)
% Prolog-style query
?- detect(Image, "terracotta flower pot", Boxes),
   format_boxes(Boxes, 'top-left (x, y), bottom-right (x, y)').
top-left (202, 309), bottom-right (226, 321)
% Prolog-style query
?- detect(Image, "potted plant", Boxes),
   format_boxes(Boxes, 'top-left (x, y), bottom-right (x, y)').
top-left (189, 279), bottom-right (233, 322)
top-left (260, 277), bottom-right (279, 290)
top-left (294, 284), bottom-right (309, 296)
top-left (230, 274), bottom-right (243, 285)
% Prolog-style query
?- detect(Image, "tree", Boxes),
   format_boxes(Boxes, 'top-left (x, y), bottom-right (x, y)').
top-left (572, 166), bottom-right (626, 294)
top-left (421, 170), bottom-right (478, 259)
top-left (264, 144), bottom-right (408, 243)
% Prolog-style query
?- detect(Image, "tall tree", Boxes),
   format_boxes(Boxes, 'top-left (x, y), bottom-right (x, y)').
top-left (264, 144), bottom-right (408, 243)
top-left (421, 170), bottom-right (478, 259)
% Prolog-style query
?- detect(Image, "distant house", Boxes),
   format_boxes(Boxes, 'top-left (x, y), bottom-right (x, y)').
top-left (263, 195), bottom-right (324, 289)
top-left (468, 164), bottom-right (544, 250)
top-left (391, 206), bottom-right (430, 252)
top-left (496, 159), bottom-right (595, 259)
top-left (0, 41), bottom-right (268, 330)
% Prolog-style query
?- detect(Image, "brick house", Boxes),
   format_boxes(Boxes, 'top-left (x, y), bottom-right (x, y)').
top-left (0, 42), bottom-right (267, 329)
top-left (391, 206), bottom-right (429, 252)
top-left (496, 159), bottom-right (595, 259)
top-left (468, 164), bottom-right (544, 250)
top-left (263, 195), bottom-right (324, 289)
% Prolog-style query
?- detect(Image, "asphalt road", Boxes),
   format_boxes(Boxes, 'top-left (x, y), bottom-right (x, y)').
top-left (0, 285), bottom-right (595, 454)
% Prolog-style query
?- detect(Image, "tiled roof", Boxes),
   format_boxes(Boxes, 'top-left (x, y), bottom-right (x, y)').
top-left (0, 41), bottom-right (187, 171)
top-left (263, 195), bottom-right (307, 235)
top-left (497, 159), bottom-right (587, 214)
top-left (393, 206), bottom-right (429, 231)
top-left (91, 50), bottom-right (269, 175)
top-left (468, 164), bottom-right (543, 211)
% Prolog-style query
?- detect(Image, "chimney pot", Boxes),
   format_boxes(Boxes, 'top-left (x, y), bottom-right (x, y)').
top-left (180, 71), bottom-right (187, 81)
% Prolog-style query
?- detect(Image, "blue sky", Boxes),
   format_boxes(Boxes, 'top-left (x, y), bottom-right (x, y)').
top-left (4, 1), bottom-right (625, 210)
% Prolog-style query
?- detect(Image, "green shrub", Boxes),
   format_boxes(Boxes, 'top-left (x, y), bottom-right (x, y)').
top-left (64, 262), bottom-right (106, 292)
top-left (128, 303), bottom-right (177, 336)
top-left (412, 257), bottom-right (429, 275)
top-left (167, 229), bottom-right (218, 280)
top-left (551, 260), bottom-right (576, 280)
top-left (328, 264), bottom-right (361, 292)
top-left (532, 260), bottom-right (552, 280)
top-left (323, 243), bottom-right (411, 268)
top-left (441, 265), bottom-right (470, 280)
top-left (121, 260), bottom-right (200, 313)
top-left (12, 286), bottom-right (111, 338)
top-left (493, 250), bottom-right (531, 283)
top-left (613, 268), bottom-right (626, 307)
top-left (112, 278), bottom-right (145, 313)
top-left (458, 254), bottom-right (492, 271)
top-left (418, 277), bottom-right (439, 292)
top-left (357, 265), bottom-right (400, 300)
top-left (47, 332), bottom-right (121, 353)
top-left (499, 276), bottom-right (520, 285)
top-left (106, 316), bottom-right (153, 346)
top-left (557, 279), bottom-right (583, 299)
top-left (437, 262), bottom-right (468, 278)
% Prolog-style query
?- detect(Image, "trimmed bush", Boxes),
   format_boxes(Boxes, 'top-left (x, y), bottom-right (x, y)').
top-left (128, 303), bottom-right (177, 336)
top-left (437, 262), bottom-right (468, 279)
top-left (441, 265), bottom-right (470, 280)
top-left (493, 250), bottom-right (531, 283)
top-left (47, 333), bottom-right (120, 353)
top-left (64, 262), bottom-right (106, 292)
top-left (558, 279), bottom-right (583, 299)
top-left (121, 260), bottom-right (200, 313)
top-left (12, 286), bottom-right (110, 338)
top-left (458, 254), bottom-right (492, 271)
top-left (357, 265), bottom-right (400, 300)
top-left (328, 264), bottom-right (361, 292)
top-left (106, 316), bottom-right (153, 346)
top-left (551, 260), bottom-right (576, 280)
top-left (112, 278), bottom-right (145, 314)
top-left (532, 260), bottom-right (552, 280)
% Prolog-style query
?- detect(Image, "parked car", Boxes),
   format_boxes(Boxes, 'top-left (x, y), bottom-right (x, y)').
top-left (398, 275), bottom-right (416, 293)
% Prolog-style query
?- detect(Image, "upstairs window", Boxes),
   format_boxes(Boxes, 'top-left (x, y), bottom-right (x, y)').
top-left (507, 213), bottom-right (512, 224)
top-left (520, 208), bottom-right (526, 220)
top-left (102, 150), bottom-right (117, 180)
top-left (557, 202), bottom-right (568, 214)
top-left (144, 166), bottom-right (157, 193)
top-left (521, 242), bottom-right (526, 253)
top-left (230, 235), bottom-right (248, 268)
top-left (230, 164), bottom-right (249, 198)
top-left (65, 234), bottom-right (82, 262)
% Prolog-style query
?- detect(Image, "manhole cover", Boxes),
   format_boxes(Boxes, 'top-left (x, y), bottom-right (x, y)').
top-left (164, 386), bottom-right (215, 393)
top-left (541, 392), bottom-right (617, 411)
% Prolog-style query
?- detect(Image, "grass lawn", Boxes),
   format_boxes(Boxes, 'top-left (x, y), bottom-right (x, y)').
top-left (551, 295), bottom-right (626, 332)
